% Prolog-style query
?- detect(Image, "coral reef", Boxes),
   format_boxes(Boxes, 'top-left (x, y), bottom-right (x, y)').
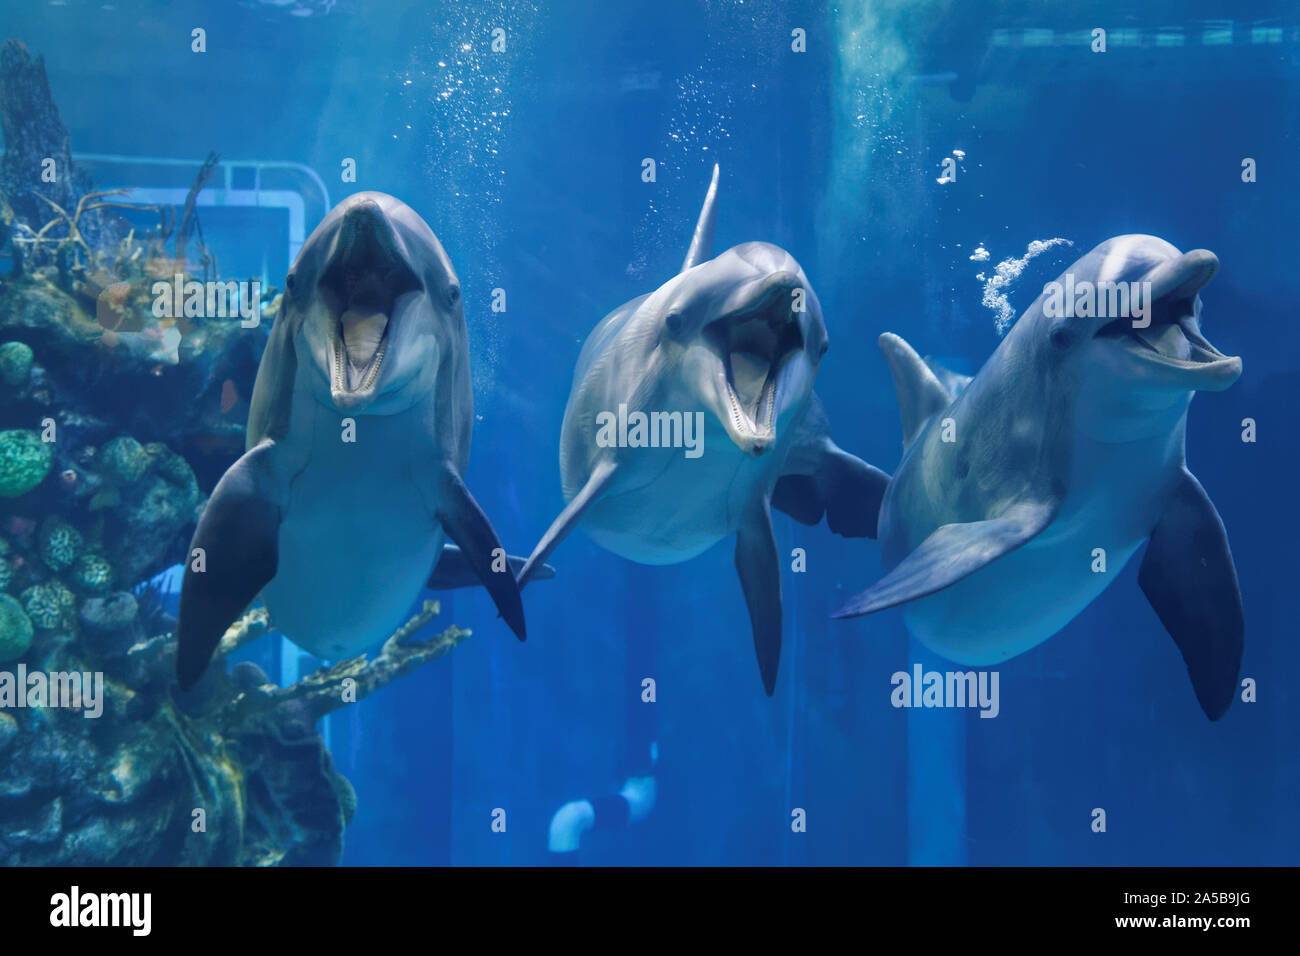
top-left (20, 579), bottom-right (75, 632)
top-left (37, 515), bottom-right (80, 571)
top-left (0, 428), bottom-right (50, 497)
top-left (100, 436), bottom-right (148, 485)
top-left (69, 552), bottom-right (112, 594)
top-left (0, 340), bottom-right (31, 385)
top-left (0, 39), bottom-right (470, 867)
top-left (0, 595), bottom-right (470, 866)
top-left (0, 592), bottom-right (32, 661)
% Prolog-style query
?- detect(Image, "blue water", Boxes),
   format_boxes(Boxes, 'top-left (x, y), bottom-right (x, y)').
top-left (6, 0), bottom-right (1296, 865)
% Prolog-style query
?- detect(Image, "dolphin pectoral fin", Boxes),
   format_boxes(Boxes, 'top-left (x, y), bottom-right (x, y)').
top-left (1138, 469), bottom-right (1243, 721)
top-left (176, 438), bottom-right (284, 690)
top-left (773, 439), bottom-right (891, 538)
top-left (833, 501), bottom-right (1058, 619)
top-left (433, 467), bottom-right (527, 641)
top-left (878, 333), bottom-right (954, 448)
top-left (428, 544), bottom-right (555, 589)
top-left (735, 495), bottom-right (782, 696)
top-left (517, 459), bottom-right (618, 589)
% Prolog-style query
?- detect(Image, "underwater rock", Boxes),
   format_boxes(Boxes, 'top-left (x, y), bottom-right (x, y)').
top-left (37, 515), bottom-right (81, 571)
top-left (104, 466), bottom-right (204, 587)
top-left (0, 341), bottom-right (32, 385)
top-left (0, 428), bottom-right (51, 497)
top-left (0, 40), bottom-right (122, 259)
top-left (0, 591), bottom-right (33, 661)
top-left (78, 590), bottom-right (136, 633)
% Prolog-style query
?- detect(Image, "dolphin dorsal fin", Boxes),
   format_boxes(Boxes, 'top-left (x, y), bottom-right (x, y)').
top-left (879, 333), bottom-right (954, 449)
top-left (923, 355), bottom-right (973, 399)
top-left (681, 164), bottom-right (720, 273)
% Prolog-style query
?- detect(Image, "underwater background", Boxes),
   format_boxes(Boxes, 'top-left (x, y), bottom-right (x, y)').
top-left (0, 0), bottom-right (1295, 866)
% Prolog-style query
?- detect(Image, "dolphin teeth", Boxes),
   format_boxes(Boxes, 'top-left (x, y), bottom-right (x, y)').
top-left (1132, 322), bottom-right (1188, 360)
top-left (340, 309), bottom-right (389, 389)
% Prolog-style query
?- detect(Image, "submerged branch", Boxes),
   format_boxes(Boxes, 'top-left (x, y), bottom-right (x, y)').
top-left (213, 600), bottom-right (470, 728)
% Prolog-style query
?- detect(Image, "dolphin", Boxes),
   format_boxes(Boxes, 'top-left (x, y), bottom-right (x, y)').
top-left (176, 191), bottom-right (537, 689)
top-left (517, 166), bottom-right (890, 695)
top-left (835, 235), bottom-right (1244, 720)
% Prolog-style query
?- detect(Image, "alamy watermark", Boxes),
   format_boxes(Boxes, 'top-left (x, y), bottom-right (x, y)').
top-left (1042, 275), bottom-right (1154, 328)
top-left (151, 274), bottom-right (262, 327)
top-left (891, 664), bottom-right (999, 718)
top-left (0, 665), bottom-right (104, 718)
top-left (595, 404), bottom-right (704, 459)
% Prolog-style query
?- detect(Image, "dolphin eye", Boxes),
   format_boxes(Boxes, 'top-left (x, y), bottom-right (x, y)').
top-left (446, 284), bottom-right (461, 307)
top-left (666, 311), bottom-right (683, 335)
top-left (286, 273), bottom-right (298, 295)
top-left (1050, 326), bottom-right (1075, 350)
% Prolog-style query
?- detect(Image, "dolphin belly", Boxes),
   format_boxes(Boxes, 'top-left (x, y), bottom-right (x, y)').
top-left (899, 489), bottom-right (1151, 662)
top-left (580, 438), bottom-right (768, 565)
top-left (902, 531), bottom-right (1143, 663)
top-left (264, 408), bottom-right (441, 660)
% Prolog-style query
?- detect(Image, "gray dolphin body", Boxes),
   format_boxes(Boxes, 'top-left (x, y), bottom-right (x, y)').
top-left (836, 235), bottom-right (1244, 719)
top-left (177, 191), bottom-right (535, 689)
top-left (518, 166), bottom-right (890, 694)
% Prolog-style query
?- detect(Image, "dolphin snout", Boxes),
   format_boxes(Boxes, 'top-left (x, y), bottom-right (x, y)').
top-left (721, 269), bottom-right (803, 320)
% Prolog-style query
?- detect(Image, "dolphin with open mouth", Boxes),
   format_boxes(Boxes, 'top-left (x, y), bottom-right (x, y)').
top-left (835, 235), bottom-right (1244, 719)
top-left (517, 166), bottom-right (890, 695)
top-left (176, 192), bottom-right (538, 689)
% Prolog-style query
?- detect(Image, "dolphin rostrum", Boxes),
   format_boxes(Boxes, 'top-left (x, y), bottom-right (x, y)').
top-left (176, 191), bottom-right (539, 689)
top-left (835, 235), bottom-right (1244, 720)
top-left (518, 165), bottom-right (890, 695)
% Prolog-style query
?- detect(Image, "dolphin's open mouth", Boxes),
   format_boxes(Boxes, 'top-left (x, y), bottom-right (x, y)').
top-left (1094, 298), bottom-right (1225, 368)
top-left (319, 199), bottom-right (421, 398)
top-left (703, 274), bottom-right (804, 455)
top-left (1091, 248), bottom-right (1240, 390)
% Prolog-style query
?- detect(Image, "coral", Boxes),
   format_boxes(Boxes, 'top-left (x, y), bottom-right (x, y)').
top-left (19, 580), bottom-right (75, 632)
top-left (38, 516), bottom-right (82, 572)
top-left (100, 436), bottom-right (148, 485)
top-left (0, 712), bottom-right (16, 753)
top-left (0, 429), bottom-right (52, 498)
top-left (0, 593), bottom-right (34, 662)
top-left (69, 553), bottom-right (113, 594)
top-left (0, 555), bottom-right (9, 593)
top-left (0, 341), bottom-right (33, 386)
top-left (146, 442), bottom-right (198, 493)
top-left (104, 457), bottom-right (204, 587)
top-left (0, 589), bottom-right (468, 865)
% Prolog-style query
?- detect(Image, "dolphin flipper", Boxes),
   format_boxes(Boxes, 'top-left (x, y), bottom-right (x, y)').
top-left (428, 545), bottom-right (555, 589)
top-left (433, 466), bottom-right (527, 641)
top-left (833, 500), bottom-right (1058, 619)
top-left (177, 438), bottom-right (285, 690)
top-left (773, 441), bottom-right (890, 538)
top-left (517, 459), bottom-right (618, 588)
top-left (1138, 469), bottom-right (1243, 721)
top-left (736, 495), bottom-right (781, 696)
top-left (772, 392), bottom-right (890, 537)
